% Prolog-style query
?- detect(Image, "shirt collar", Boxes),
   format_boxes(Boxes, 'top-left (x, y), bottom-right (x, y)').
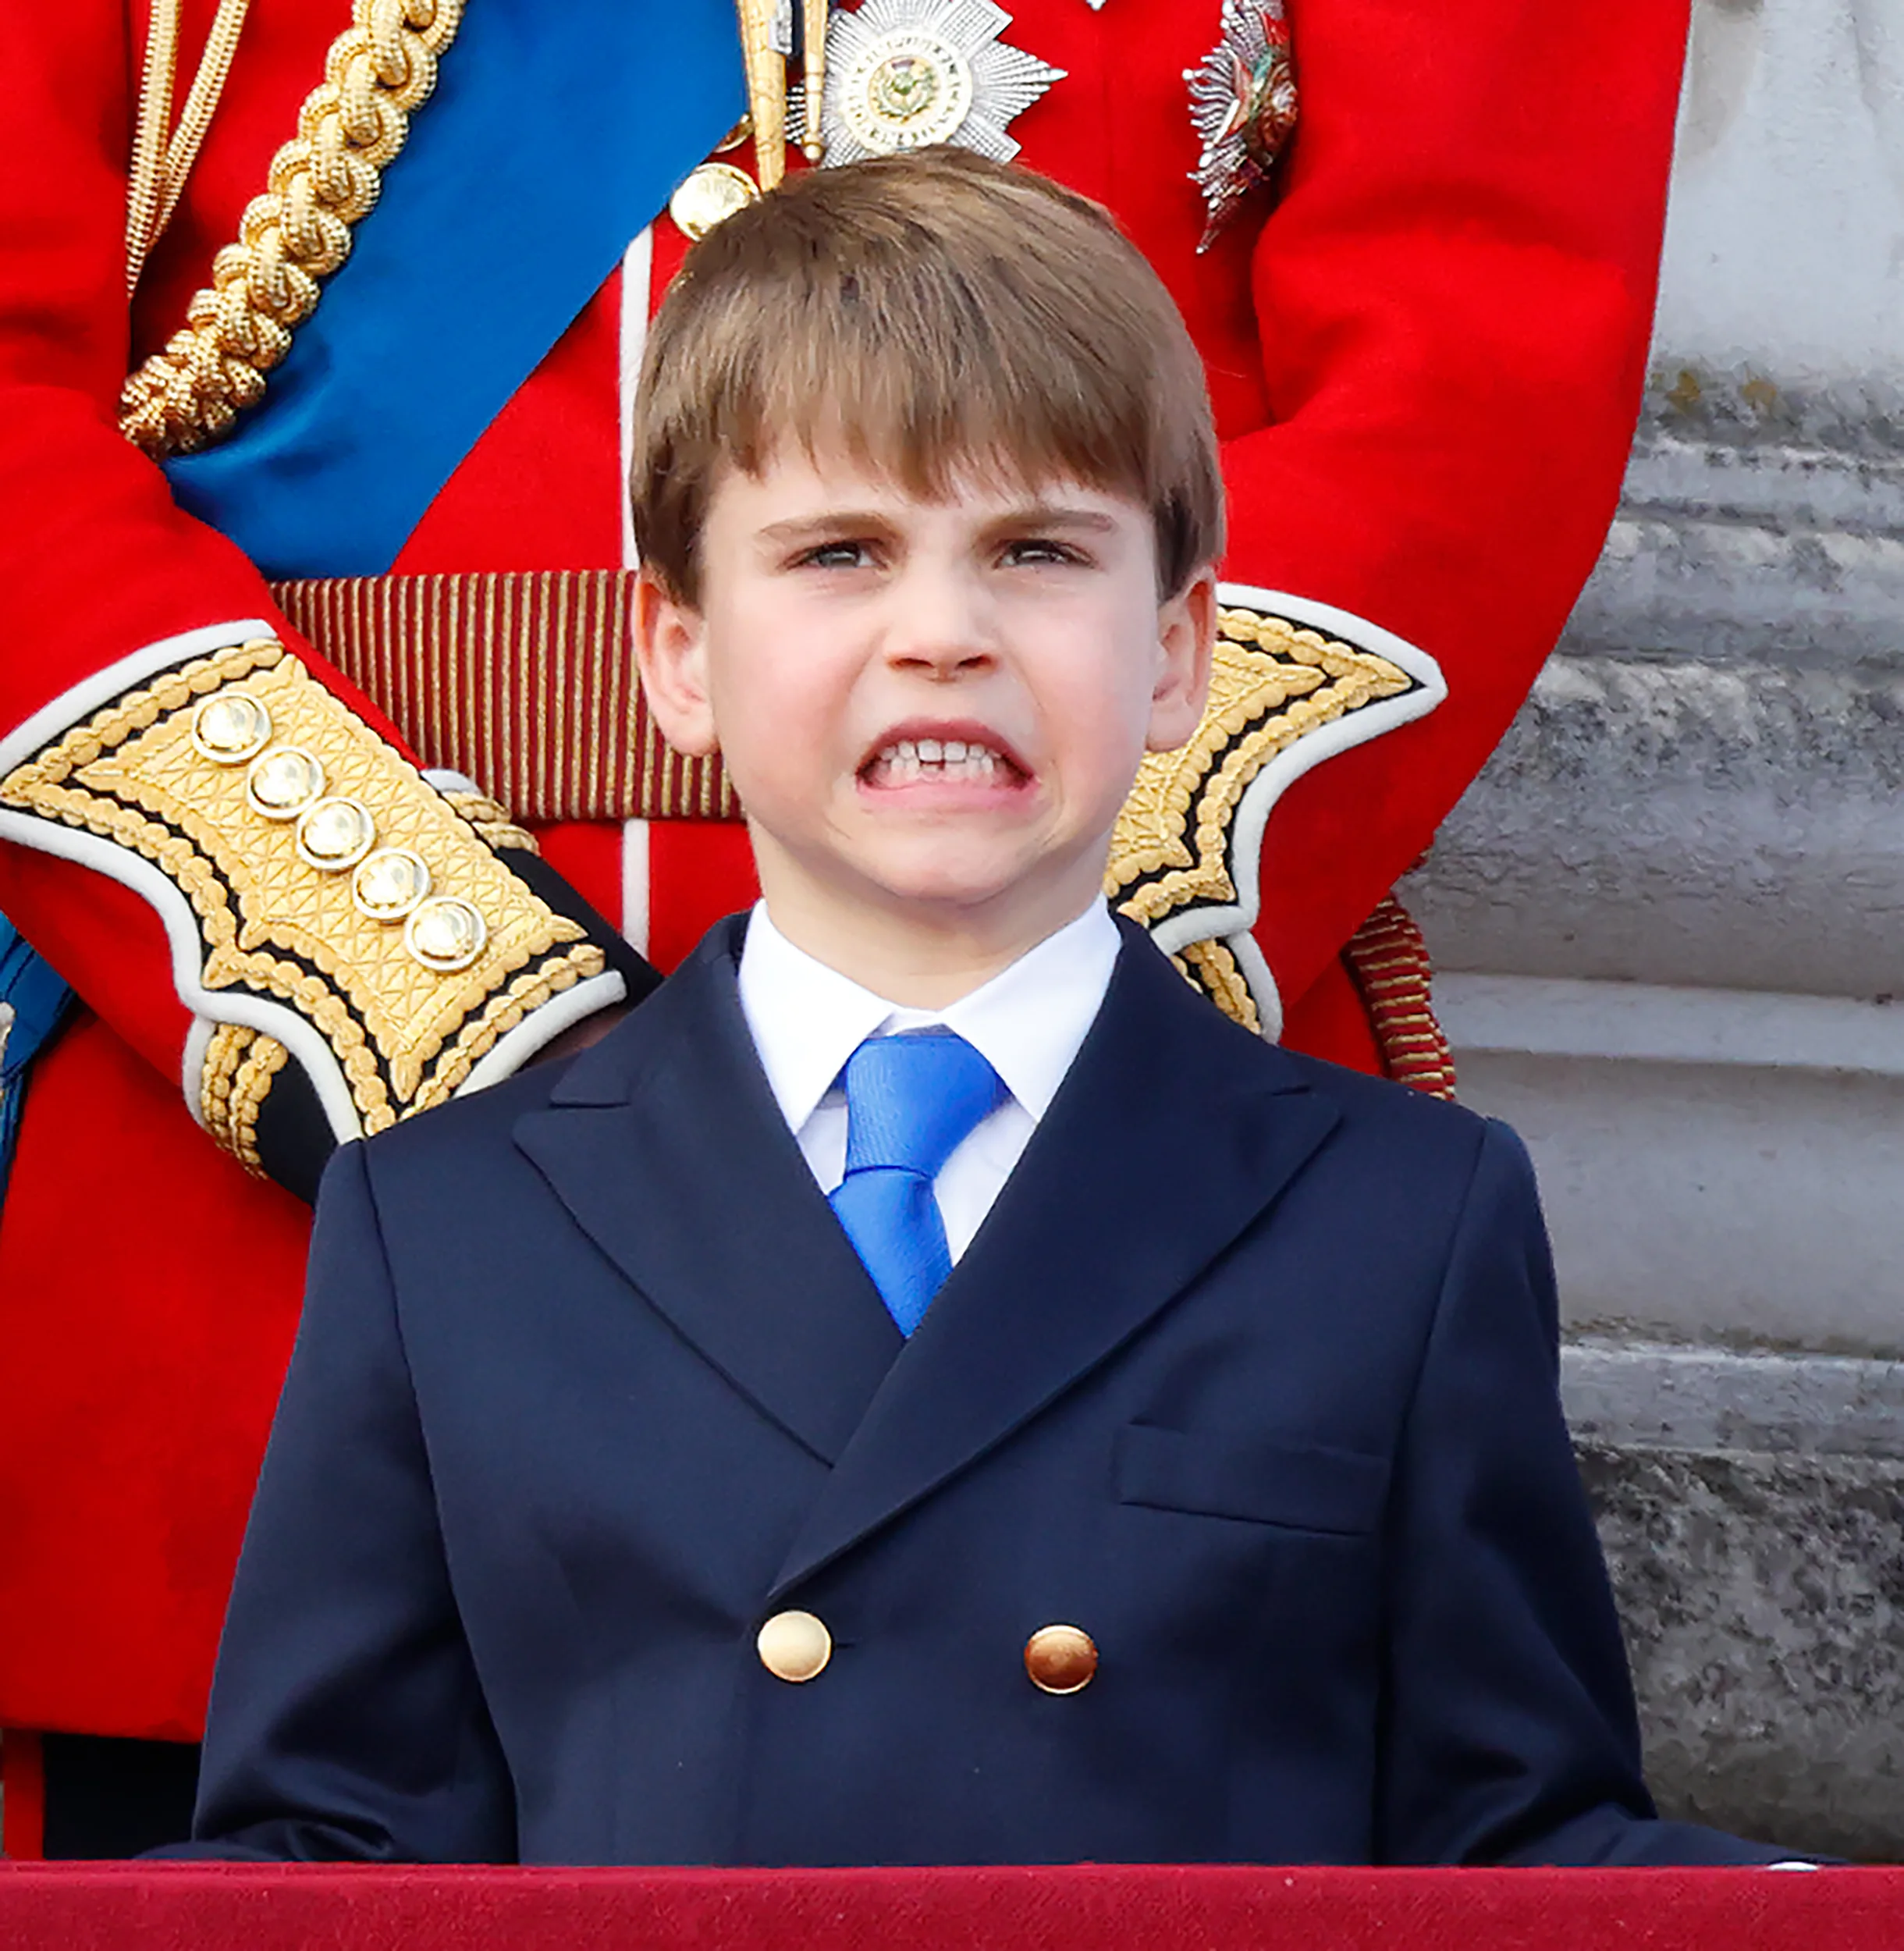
top-left (736, 897), bottom-right (1121, 1135)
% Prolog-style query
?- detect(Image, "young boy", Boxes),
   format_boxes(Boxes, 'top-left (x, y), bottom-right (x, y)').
top-left (177, 151), bottom-right (1782, 1867)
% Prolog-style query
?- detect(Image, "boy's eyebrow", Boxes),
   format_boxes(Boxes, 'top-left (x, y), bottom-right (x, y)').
top-left (754, 511), bottom-right (901, 547)
top-left (986, 505), bottom-right (1122, 534)
top-left (753, 504), bottom-right (1124, 545)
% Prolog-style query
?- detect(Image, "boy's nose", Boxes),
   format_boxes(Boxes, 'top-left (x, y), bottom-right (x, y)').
top-left (883, 566), bottom-right (997, 676)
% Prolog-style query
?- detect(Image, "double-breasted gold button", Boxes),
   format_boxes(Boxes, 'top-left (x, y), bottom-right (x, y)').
top-left (757, 1609), bottom-right (832, 1683)
top-left (1025, 1623), bottom-right (1097, 1694)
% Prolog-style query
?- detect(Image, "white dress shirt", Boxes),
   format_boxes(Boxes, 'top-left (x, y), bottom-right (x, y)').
top-left (736, 899), bottom-right (1121, 1261)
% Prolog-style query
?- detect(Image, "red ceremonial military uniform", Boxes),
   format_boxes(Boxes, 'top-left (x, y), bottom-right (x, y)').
top-left (0, 0), bottom-right (1689, 1761)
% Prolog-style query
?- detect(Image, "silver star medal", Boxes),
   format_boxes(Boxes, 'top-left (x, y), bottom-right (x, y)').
top-left (1186, 0), bottom-right (1298, 251)
top-left (797, 0), bottom-right (1066, 166)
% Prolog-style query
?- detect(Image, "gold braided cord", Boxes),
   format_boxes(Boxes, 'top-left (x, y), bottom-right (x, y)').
top-left (227, 1027), bottom-right (292, 1167)
top-left (126, 1), bottom-right (183, 292)
top-left (119, 0), bottom-right (465, 459)
top-left (144, 0), bottom-right (258, 286)
top-left (127, 0), bottom-right (256, 292)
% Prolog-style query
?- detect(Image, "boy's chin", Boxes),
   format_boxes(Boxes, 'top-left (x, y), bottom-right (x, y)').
top-left (844, 850), bottom-right (1094, 933)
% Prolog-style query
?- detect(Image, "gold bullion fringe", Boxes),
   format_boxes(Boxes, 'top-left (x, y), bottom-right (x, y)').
top-left (119, 0), bottom-right (465, 458)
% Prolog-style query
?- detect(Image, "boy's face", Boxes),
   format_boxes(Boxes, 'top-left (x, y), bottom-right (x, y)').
top-left (636, 442), bottom-right (1213, 964)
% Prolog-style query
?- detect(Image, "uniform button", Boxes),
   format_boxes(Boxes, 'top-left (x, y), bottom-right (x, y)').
top-left (669, 161), bottom-right (761, 240)
top-left (403, 895), bottom-right (488, 973)
top-left (1025, 1623), bottom-right (1097, 1694)
top-left (757, 1609), bottom-right (832, 1683)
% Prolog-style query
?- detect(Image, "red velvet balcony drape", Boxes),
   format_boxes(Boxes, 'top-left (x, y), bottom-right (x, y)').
top-left (0, 1863), bottom-right (1896, 1949)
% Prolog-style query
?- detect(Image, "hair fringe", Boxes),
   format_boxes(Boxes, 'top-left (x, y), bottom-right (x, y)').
top-left (631, 149), bottom-right (1224, 602)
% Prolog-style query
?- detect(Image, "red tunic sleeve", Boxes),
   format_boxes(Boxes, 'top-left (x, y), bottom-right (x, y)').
top-left (0, 0), bottom-right (619, 1153)
top-left (1217, 0), bottom-right (1689, 1008)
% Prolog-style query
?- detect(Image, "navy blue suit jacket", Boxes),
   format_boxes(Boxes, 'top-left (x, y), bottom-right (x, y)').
top-left (183, 915), bottom-right (1777, 1865)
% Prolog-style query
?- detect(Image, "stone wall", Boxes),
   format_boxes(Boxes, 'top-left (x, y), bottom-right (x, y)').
top-left (1409, 0), bottom-right (1904, 1859)
top-left (1565, 1347), bottom-right (1904, 1860)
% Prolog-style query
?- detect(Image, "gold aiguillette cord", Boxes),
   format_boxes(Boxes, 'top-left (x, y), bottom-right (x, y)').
top-left (803, 0), bottom-right (829, 160)
top-left (734, 0), bottom-right (830, 187)
top-left (734, 0), bottom-right (788, 190)
top-left (126, 0), bottom-right (254, 292)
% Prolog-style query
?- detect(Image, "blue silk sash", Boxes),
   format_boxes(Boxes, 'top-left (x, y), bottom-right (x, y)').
top-left (165, 0), bottom-right (745, 578)
top-left (0, 919), bottom-right (71, 1206)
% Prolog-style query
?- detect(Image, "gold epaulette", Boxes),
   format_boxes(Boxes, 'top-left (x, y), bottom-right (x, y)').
top-left (0, 637), bottom-right (607, 1164)
top-left (1107, 589), bottom-right (1444, 1039)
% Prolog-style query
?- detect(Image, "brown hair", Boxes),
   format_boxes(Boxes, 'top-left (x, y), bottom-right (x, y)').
top-left (630, 147), bottom-right (1224, 603)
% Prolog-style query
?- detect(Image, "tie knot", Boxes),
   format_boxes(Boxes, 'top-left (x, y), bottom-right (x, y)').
top-left (840, 1029), bottom-right (1006, 1182)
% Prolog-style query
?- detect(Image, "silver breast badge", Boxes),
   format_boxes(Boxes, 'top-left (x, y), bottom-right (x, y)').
top-left (1186, 0), bottom-right (1298, 251)
top-left (800, 0), bottom-right (1066, 166)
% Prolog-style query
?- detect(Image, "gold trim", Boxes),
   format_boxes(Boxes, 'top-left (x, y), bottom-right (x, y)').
top-left (2, 640), bottom-right (603, 1141)
top-left (1109, 606), bottom-right (1416, 930)
top-left (199, 1019), bottom-right (255, 1142)
top-left (440, 790), bottom-right (538, 856)
top-left (1171, 937), bottom-right (1261, 1036)
top-left (229, 1029), bottom-right (293, 1166)
top-left (119, 0), bottom-right (465, 459)
top-left (198, 1021), bottom-right (291, 1172)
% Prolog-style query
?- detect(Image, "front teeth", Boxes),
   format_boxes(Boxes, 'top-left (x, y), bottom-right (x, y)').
top-left (875, 737), bottom-right (1003, 783)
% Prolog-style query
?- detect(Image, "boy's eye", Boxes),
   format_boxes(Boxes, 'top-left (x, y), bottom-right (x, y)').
top-left (795, 540), bottom-right (879, 570)
top-left (1001, 538), bottom-right (1087, 567)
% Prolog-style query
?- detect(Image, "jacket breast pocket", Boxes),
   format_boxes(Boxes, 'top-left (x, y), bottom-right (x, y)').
top-left (1114, 1422), bottom-right (1391, 1537)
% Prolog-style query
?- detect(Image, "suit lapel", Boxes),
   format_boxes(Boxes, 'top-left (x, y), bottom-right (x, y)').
top-left (513, 918), bottom-right (902, 1466)
top-left (768, 921), bottom-right (1341, 1597)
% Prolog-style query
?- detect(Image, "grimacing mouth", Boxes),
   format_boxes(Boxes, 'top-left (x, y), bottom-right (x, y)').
top-left (858, 727), bottom-right (1031, 787)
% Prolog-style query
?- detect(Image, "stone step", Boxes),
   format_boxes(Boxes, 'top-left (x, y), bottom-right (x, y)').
top-left (1563, 1341), bottom-right (1904, 1860)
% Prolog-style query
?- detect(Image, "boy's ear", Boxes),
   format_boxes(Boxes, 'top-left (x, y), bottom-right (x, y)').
top-left (1145, 565), bottom-right (1218, 753)
top-left (633, 567), bottom-right (719, 758)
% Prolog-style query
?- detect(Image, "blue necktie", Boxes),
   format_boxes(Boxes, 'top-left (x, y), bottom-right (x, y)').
top-left (829, 1029), bottom-right (1007, 1335)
